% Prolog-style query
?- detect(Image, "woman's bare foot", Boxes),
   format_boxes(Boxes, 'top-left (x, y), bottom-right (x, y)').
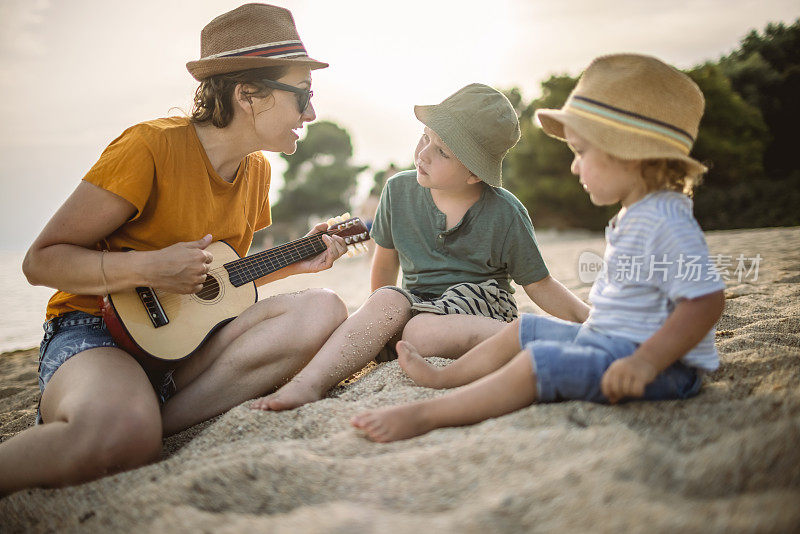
top-left (249, 379), bottom-right (322, 411)
top-left (397, 341), bottom-right (445, 388)
top-left (351, 404), bottom-right (435, 442)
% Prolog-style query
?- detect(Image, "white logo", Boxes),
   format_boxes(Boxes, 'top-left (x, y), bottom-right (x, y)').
top-left (577, 251), bottom-right (606, 284)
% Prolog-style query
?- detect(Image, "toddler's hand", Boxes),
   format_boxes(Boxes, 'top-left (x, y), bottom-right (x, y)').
top-left (600, 356), bottom-right (659, 404)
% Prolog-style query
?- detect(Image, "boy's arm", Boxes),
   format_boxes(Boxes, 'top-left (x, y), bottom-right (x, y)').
top-left (370, 244), bottom-right (400, 291)
top-left (601, 290), bottom-right (725, 403)
top-left (522, 275), bottom-right (591, 323)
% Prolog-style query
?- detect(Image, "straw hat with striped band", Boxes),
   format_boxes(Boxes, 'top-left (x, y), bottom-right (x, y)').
top-left (186, 3), bottom-right (328, 81)
top-left (536, 53), bottom-right (706, 175)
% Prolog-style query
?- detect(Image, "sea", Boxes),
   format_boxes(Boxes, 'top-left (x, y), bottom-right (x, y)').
top-left (0, 252), bottom-right (54, 353)
top-left (0, 229), bottom-right (603, 354)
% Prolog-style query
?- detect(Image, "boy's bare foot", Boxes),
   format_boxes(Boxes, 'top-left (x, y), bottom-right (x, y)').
top-left (397, 340), bottom-right (443, 388)
top-left (249, 380), bottom-right (322, 411)
top-left (351, 404), bottom-right (435, 442)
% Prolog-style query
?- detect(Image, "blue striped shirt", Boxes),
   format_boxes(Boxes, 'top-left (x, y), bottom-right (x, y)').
top-left (585, 191), bottom-right (724, 371)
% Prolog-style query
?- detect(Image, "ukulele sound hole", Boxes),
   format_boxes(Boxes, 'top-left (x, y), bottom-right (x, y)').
top-left (195, 275), bottom-right (221, 301)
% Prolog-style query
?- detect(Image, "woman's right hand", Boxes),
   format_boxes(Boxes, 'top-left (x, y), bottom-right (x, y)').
top-left (144, 234), bottom-right (214, 294)
top-left (25, 182), bottom-right (216, 296)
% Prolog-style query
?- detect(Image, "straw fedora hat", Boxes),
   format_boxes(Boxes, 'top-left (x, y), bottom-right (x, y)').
top-left (536, 53), bottom-right (707, 175)
top-left (414, 83), bottom-right (520, 187)
top-left (186, 3), bottom-right (328, 81)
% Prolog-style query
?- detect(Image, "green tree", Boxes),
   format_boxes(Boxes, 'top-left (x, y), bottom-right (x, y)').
top-left (720, 20), bottom-right (800, 178)
top-left (690, 20), bottom-right (800, 229)
top-left (270, 121), bottom-right (366, 237)
top-left (504, 76), bottom-right (616, 230)
top-left (503, 53), bottom-right (795, 231)
top-left (685, 64), bottom-right (776, 229)
top-left (687, 64), bottom-right (768, 185)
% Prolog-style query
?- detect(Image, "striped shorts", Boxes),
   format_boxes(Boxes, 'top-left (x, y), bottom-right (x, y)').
top-left (375, 279), bottom-right (518, 362)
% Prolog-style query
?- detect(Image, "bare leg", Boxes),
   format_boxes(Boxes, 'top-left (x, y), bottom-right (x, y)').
top-left (352, 350), bottom-right (537, 442)
top-left (161, 289), bottom-right (347, 435)
top-left (0, 348), bottom-right (162, 496)
top-left (401, 313), bottom-right (506, 358)
top-left (399, 319), bottom-right (522, 388)
top-left (250, 288), bottom-right (412, 411)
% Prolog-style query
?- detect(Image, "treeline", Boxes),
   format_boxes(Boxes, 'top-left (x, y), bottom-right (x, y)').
top-left (260, 121), bottom-right (367, 245)
top-left (504, 19), bottom-right (800, 230)
top-left (262, 19), bottom-right (798, 246)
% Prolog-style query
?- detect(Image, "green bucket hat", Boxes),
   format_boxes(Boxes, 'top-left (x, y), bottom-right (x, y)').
top-left (414, 83), bottom-right (520, 187)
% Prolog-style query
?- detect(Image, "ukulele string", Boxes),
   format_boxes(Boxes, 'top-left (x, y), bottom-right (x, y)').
top-left (153, 233), bottom-right (327, 306)
top-left (149, 224), bottom-right (362, 306)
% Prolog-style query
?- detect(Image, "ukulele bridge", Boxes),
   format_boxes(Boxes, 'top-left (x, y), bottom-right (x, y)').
top-left (136, 287), bottom-right (169, 328)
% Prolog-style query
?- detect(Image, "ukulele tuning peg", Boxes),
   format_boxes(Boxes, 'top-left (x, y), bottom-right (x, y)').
top-left (342, 212), bottom-right (351, 220)
top-left (358, 243), bottom-right (369, 253)
top-left (346, 245), bottom-right (356, 257)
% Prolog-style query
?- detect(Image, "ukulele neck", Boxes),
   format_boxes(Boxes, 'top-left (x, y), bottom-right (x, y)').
top-left (224, 234), bottom-right (326, 287)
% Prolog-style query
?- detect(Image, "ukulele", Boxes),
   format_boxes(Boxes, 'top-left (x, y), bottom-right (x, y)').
top-left (101, 215), bottom-right (369, 367)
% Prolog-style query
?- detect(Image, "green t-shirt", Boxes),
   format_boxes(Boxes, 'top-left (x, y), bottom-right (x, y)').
top-left (371, 170), bottom-right (548, 296)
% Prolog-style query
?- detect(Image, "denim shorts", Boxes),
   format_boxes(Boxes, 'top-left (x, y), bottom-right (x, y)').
top-left (37, 311), bottom-right (176, 423)
top-left (519, 314), bottom-right (702, 404)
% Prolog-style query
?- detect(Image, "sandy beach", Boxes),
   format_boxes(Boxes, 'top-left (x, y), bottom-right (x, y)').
top-left (1, 226), bottom-right (799, 533)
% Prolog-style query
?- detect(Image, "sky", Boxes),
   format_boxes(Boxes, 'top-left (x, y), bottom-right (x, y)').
top-left (0, 0), bottom-right (797, 250)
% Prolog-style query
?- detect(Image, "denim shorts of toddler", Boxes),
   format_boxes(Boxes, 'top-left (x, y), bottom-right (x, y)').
top-left (37, 311), bottom-right (176, 424)
top-left (518, 314), bottom-right (702, 404)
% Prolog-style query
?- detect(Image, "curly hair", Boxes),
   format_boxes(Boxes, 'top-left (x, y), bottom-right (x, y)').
top-left (640, 158), bottom-right (704, 197)
top-left (190, 66), bottom-right (289, 128)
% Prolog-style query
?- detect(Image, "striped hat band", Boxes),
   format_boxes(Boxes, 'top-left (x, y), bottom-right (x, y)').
top-left (202, 40), bottom-right (308, 60)
top-left (186, 4), bottom-right (328, 80)
top-left (566, 95), bottom-right (694, 154)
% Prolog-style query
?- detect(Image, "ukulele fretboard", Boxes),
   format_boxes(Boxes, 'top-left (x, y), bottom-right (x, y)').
top-left (224, 234), bottom-right (327, 287)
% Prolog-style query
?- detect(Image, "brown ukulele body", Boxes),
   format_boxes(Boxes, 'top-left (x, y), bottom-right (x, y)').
top-left (101, 217), bottom-right (369, 367)
top-left (102, 240), bottom-right (255, 366)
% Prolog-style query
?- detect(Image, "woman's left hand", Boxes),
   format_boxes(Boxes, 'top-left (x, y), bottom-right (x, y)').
top-left (295, 222), bottom-right (347, 274)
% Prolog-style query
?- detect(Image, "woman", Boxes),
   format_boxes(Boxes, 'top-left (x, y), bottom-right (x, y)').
top-left (0, 4), bottom-right (348, 495)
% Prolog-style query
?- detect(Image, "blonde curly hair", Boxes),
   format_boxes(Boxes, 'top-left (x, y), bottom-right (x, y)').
top-left (639, 158), bottom-right (705, 197)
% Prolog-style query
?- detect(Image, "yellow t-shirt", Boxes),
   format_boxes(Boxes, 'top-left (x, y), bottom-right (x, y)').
top-left (46, 117), bottom-right (272, 319)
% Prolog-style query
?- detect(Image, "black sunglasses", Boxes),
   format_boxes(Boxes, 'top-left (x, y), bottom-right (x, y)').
top-left (259, 79), bottom-right (313, 112)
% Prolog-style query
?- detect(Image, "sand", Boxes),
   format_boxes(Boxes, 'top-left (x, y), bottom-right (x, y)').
top-left (1, 227), bottom-right (799, 533)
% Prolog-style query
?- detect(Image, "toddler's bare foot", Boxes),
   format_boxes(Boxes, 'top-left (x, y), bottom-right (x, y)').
top-left (250, 379), bottom-right (322, 411)
top-left (397, 340), bottom-right (443, 388)
top-left (249, 394), bottom-right (274, 411)
top-left (351, 404), bottom-right (435, 442)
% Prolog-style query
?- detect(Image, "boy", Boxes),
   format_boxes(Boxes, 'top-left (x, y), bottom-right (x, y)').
top-left (252, 83), bottom-right (588, 411)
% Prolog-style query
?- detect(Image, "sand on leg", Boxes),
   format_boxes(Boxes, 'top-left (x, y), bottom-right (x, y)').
top-left (162, 288), bottom-right (347, 435)
top-left (352, 349), bottom-right (537, 442)
top-left (399, 319), bottom-right (523, 388)
top-left (0, 347), bottom-right (162, 496)
top-left (401, 313), bottom-right (507, 359)
top-left (250, 287), bottom-right (413, 411)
